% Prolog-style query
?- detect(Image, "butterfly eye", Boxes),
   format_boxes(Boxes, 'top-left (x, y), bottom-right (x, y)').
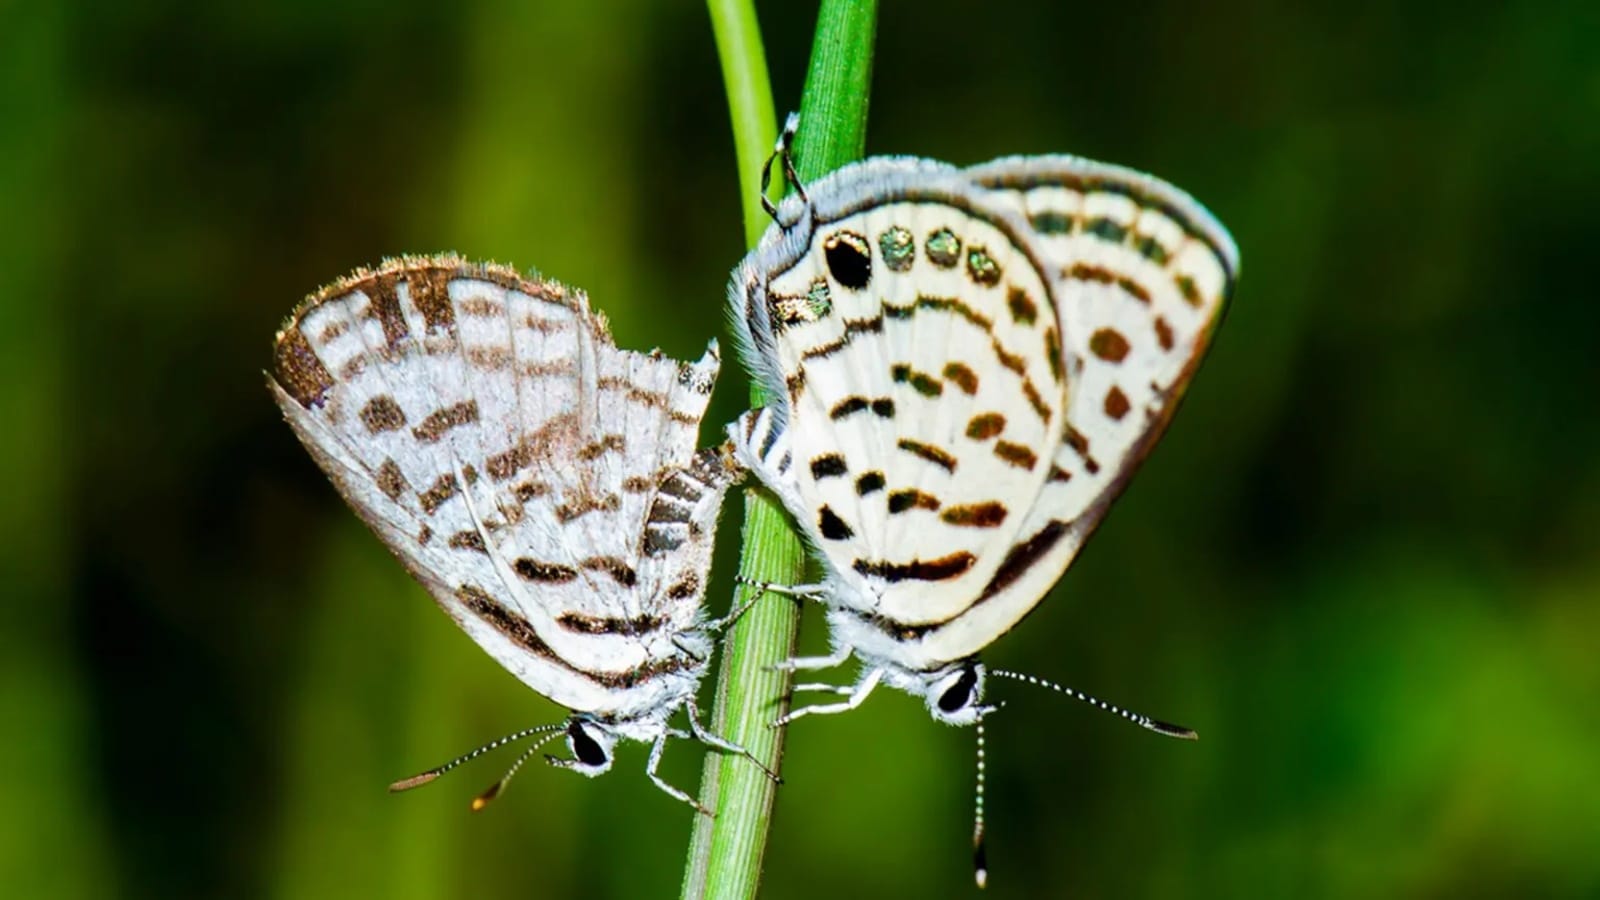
top-left (823, 230), bottom-right (873, 290)
top-left (568, 721), bottom-right (610, 767)
top-left (937, 664), bottom-right (981, 715)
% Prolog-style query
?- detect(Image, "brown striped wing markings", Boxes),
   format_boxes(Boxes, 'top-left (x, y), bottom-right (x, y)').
top-left (269, 255), bottom-right (728, 717)
top-left (759, 202), bottom-right (1066, 627)
top-left (732, 157), bottom-right (1236, 675)
top-left (896, 158), bottom-right (1238, 665)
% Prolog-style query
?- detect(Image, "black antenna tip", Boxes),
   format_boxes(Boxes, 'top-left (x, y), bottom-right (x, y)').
top-left (973, 838), bottom-right (989, 889)
top-left (1150, 718), bottom-right (1199, 740)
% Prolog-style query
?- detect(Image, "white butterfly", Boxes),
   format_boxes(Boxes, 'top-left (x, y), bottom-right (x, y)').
top-left (729, 122), bottom-right (1237, 729)
top-left (269, 255), bottom-right (763, 811)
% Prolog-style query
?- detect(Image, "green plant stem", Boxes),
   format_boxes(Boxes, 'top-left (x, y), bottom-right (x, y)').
top-left (707, 0), bottom-right (780, 250)
top-left (682, 2), bottom-right (877, 899)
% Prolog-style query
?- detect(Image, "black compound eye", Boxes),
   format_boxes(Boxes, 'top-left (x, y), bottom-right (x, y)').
top-left (823, 230), bottom-right (873, 290)
top-left (569, 721), bottom-right (607, 767)
top-left (937, 664), bottom-right (980, 714)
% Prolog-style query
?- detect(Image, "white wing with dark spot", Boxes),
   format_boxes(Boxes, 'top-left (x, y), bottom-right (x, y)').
top-left (731, 155), bottom-right (1237, 673)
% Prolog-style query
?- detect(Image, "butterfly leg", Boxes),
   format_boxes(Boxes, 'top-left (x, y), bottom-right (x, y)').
top-left (701, 578), bottom-right (811, 633)
top-left (684, 698), bottom-right (782, 784)
top-left (791, 682), bottom-right (854, 695)
top-left (646, 729), bottom-right (713, 817)
top-left (770, 644), bottom-right (852, 673)
top-left (775, 667), bottom-right (884, 726)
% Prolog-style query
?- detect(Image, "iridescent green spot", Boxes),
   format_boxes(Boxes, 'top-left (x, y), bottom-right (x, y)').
top-left (805, 278), bottom-right (833, 317)
top-left (770, 278), bottom-right (832, 328)
top-left (879, 226), bottom-right (915, 273)
top-left (1083, 217), bottom-right (1129, 245)
top-left (891, 363), bottom-right (944, 397)
top-left (1029, 212), bottom-right (1075, 234)
top-left (966, 246), bottom-right (1001, 287)
top-left (926, 228), bottom-right (961, 268)
top-left (1134, 234), bottom-right (1170, 265)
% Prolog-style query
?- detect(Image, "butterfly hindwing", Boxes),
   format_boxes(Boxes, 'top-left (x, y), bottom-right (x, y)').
top-left (897, 158), bottom-right (1240, 662)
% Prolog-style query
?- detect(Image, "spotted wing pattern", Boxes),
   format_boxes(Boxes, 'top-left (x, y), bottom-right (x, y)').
top-left (733, 162), bottom-right (1067, 637)
top-left (731, 157), bottom-right (1236, 671)
top-left (270, 255), bottom-right (731, 721)
top-left (922, 158), bottom-right (1238, 664)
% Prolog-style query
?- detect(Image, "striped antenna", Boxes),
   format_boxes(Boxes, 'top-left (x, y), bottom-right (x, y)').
top-left (471, 729), bottom-right (566, 811)
top-left (972, 711), bottom-right (991, 889)
top-left (988, 670), bottom-right (1197, 740)
top-left (388, 723), bottom-right (565, 793)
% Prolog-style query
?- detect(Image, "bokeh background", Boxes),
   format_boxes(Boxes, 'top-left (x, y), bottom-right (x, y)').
top-left (5, 1), bottom-right (1598, 897)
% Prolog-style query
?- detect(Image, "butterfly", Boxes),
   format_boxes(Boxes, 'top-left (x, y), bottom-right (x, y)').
top-left (727, 119), bottom-right (1237, 876)
top-left (269, 255), bottom-right (766, 811)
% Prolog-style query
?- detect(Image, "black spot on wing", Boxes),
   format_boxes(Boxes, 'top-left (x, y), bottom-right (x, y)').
top-left (824, 230), bottom-right (873, 289)
top-left (818, 505), bottom-right (855, 541)
top-left (810, 454), bottom-right (848, 479)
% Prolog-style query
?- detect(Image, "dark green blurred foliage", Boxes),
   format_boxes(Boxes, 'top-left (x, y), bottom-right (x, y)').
top-left (3, 1), bottom-right (1597, 897)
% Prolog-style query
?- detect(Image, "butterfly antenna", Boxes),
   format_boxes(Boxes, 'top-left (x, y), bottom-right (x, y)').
top-left (972, 711), bottom-right (991, 889)
top-left (388, 723), bottom-right (565, 793)
top-left (470, 728), bottom-right (566, 811)
top-left (759, 112), bottom-right (805, 221)
top-left (988, 669), bottom-right (1198, 740)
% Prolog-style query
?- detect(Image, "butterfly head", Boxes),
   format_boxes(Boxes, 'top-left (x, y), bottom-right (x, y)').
top-left (921, 659), bottom-right (989, 726)
top-left (558, 717), bottom-right (621, 777)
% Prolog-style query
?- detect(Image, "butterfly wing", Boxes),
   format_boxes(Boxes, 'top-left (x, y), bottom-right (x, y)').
top-left (901, 157), bottom-right (1239, 664)
top-left (733, 157), bottom-right (1237, 673)
top-left (731, 160), bottom-right (1070, 631)
top-left (270, 256), bottom-right (728, 719)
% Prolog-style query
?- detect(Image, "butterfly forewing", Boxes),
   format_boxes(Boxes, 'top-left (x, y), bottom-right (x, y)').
top-left (270, 255), bottom-right (726, 719)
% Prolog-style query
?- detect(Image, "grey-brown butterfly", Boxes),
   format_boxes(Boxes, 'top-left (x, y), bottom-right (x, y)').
top-left (270, 255), bottom-right (766, 812)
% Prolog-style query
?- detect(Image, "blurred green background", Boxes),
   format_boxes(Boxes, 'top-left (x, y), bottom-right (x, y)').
top-left (4, 1), bottom-right (1598, 897)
